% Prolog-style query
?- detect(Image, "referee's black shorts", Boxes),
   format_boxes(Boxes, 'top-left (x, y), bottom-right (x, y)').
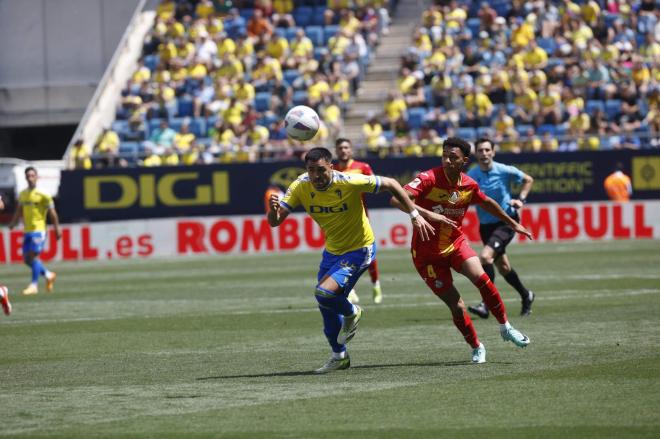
top-left (479, 215), bottom-right (519, 256)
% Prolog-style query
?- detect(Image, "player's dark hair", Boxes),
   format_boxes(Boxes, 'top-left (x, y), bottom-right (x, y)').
top-left (335, 137), bottom-right (351, 147)
top-left (475, 137), bottom-right (494, 151)
top-left (25, 166), bottom-right (37, 176)
top-left (444, 137), bottom-right (472, 158)
top-left (304, 147), bottom-right (333, 164)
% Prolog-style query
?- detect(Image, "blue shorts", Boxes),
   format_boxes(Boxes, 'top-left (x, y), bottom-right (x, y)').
top-left (23, 231), bottom-right (47, 256)
top-left (317, 243), bottom-right (377, 294)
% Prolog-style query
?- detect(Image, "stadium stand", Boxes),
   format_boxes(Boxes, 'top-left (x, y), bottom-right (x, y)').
top-left (80, 0), bottom-right (657, 168)
top-left (85, 0), bottom-right (393, 168)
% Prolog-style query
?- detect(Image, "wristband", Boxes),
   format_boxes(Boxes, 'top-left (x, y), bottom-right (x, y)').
top-left (410, 209), bottom-right (420, 220)
top-left (519, 197), bottom-right (527, 204)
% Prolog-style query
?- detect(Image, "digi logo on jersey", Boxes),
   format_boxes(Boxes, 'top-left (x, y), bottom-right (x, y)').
top-left (83, 171), bottom-right (229, 209)
top-left (309, 203), bottom-right (349, 214)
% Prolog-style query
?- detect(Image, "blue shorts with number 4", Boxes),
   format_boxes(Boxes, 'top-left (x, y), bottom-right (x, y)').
top-left (317, 243), bottom-right (377, 295)
top-left (23, 231), bottom-right (47, 256)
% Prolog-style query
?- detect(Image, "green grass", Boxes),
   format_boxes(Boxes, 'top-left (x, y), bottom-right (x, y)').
top-left (1, 240), bottom-right (659, 438)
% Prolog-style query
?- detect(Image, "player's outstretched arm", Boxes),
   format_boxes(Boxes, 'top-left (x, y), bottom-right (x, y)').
top-left (267, 194), bottom-right (290, 227)
top-left (390, 194), bottom-right (458, 230)
top-left (379, 176), bottom-right (436, 241)
top-left (480, 196), bottom-right (533, 240)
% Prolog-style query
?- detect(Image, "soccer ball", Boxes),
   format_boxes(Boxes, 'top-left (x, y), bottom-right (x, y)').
top-left (284, 105), bottom-right (320, 141)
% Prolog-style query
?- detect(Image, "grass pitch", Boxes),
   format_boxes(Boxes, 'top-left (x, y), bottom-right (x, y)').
top-left (1, 240), bottom-right (659, 438)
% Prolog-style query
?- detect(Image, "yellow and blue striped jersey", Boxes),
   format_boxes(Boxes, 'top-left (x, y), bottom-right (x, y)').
top-left (280, 171), bottom-right (381, 254)
top-left (18, 188), bottom-right (53, 232)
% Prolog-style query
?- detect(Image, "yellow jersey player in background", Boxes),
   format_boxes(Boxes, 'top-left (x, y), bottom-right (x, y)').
top-left (9, 167), bottom-right (62, 295)
top-left (267, 147), bottom-right (435, 373)
top-left (0, 195), bottom-right (11, 315)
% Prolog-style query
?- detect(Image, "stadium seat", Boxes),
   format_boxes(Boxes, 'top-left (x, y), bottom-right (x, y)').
top-left (477, 126), bottom-right (492, 139)
top-left (112, 120), bottom-right (129, 136)
top-left (305, 26), bottom-right (323, 46)
top-left (383, 130), bottom-right (394, 142)
top-left (467, 18), bottom-right (481, 37)
top-left (537, 124), bottom-right (556, 136)
top-left (283, 69), bottom-right (300, 87)
top-left (293, 90), bottom-right (309, 105)
top-left (143, 54), bottom-right (159, 72)
top-left (311, 7), bottom-right (327, 26)
top-left (118, 141), bottom-right (139, 156)
top-left (239, 8), bottom-right (253, 21)
top-left (586, 100), bottom-right (605, 116)
top-left (515, 124), bottom-right (534, 137)
top-left (285, 27), bottom-right (299, 42)
top-left (605, 99), bottom-right (622, 120)
top-left (407, 107), bottom-right (426, 130)
top-left (255, 92), bottom-right (271, 112)
top-left (457, 127), bottom-right (477, 141)
top-left (177, 98), bottom-right (194, 117)
top-left (148, 118), bottom-right (164, 134)
top-left (323, 25), bottom-right (339, 45)
top-left (537, 37), bottom-right (557, 55)
top-left (293, 7), bottom-right (313, 27)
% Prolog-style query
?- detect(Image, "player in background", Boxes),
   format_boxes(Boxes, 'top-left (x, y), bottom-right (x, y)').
top-left (267, 147), bottom-right (435, 373)
top-left (334, 138), bottom-right (383, 304)
top-left (9, 167), bottom-right (62, 296)
top-left (391, 137), bottom-right (532, 364)
top-left (0, 195), bottom-right (12, 315)
top-left (604, 162), bottom-right (632, 202)
top-left (466, 138), bottom-right (536, 319)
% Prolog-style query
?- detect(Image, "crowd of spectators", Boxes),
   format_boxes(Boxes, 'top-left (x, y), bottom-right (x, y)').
top-left (73, 0), bottom-right (392, 169)
top-left (366, 0), bottom-right (658, 157)
top-left (71, 0), bottom-right (659, 168)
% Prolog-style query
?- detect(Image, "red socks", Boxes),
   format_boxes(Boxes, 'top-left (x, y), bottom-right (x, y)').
top-left (475, 272), bottom-right (508, 324)
top-left (453, 311), bottom-right (480, 349)
top-left (368, 259), bottom-right (379, 284)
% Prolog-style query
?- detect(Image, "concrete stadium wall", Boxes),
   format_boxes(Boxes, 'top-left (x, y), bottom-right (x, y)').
top-left (0, 0), bottom-right (141, 127)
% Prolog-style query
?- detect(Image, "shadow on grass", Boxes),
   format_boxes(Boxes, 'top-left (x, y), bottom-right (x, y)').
top-left (196, 359), bottom-right (511, 380)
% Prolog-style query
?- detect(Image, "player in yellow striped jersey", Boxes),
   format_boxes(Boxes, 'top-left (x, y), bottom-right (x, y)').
top-left (267, 147), bottom-right (435, 373)
top-left (9, 167), bottom-right (62, 296)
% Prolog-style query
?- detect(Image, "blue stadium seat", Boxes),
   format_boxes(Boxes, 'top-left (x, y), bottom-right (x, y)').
top-left (313, 47), bottom-right (327, 61)
top-left (257, 115), bottom-right (279, 127)
top-left (407, 108), bottom-right (426, 130)
top-left (311, 7), bottom-right (327, 26)
top-left (293, 7), bottom-right (313, 27)
top-left (189, 118), bottom-right (206, 137)
top-left (457, 127), bottom-right (476, 141)
top-left (143, 54), bottom-right (159, 71)
top-left (283, 69), bottom-right (300, 87)
top-left (536, 37), bottom-right (557, 55)
top-left (112, 120), bottom-right (129, 135)
top-left (537, 124), bottom-right (556, 136)
top-left (605, 99), bottom-right (622, 120)
top-left (383, 130), bottom-right (394, 142)
top-left (119, 141), bottom-right (139, 156)
top-left (148, 118), bottom-right (164, 134)
top-left (305, 26), bottom-right (323, 46)
top-left (477, 126), bottom-right (492, 139)
top-left (323, 25), bottom-right (340, 45)
top-left (255, 92), bottom-right (271, 112)
top-left (239, 8), bottom-right (253, 21)
top-left (285, 26), bottom-right (299, 42)
top-left (586, 100), bottom-right (605, 116)
top-left (467, 18), bottom-right (481, 37)
top-left (293, 90), bottom-right (309, 105)
top-left (177, 98), bottom-right (194, 117)
top-left (604, 13), bottom-right (619, 29)
top-left (516, 124), bottom-right (534, 137)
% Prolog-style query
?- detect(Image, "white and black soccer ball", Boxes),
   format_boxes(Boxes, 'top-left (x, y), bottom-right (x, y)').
top-left (284, 105), bottom-right (320, 141)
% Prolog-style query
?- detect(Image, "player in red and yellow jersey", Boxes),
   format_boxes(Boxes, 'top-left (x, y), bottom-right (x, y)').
top-left (391, 137), bottom-right (533, 364)
top-left (334, 138), bottom-right (383, 304)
